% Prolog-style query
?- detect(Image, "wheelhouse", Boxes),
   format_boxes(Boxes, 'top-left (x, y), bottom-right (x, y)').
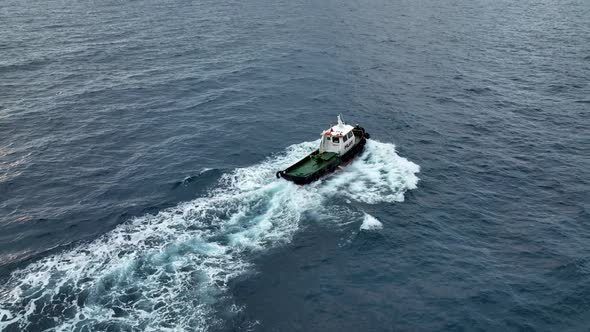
top-left (319, 115), bottom-right (356, 155)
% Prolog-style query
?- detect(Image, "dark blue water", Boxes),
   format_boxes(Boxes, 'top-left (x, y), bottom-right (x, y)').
top-left (1, 0), bottom-right (589, 330)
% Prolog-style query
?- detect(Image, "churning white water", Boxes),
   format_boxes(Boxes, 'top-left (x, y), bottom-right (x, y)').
top-left (0, 140), bottom-right (419, 331)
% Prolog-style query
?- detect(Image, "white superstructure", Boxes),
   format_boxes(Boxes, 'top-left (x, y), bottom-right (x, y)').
top-left (319, 115), bottom-right (356, 155)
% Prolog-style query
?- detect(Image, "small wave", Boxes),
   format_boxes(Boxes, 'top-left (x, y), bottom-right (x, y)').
top-left (174, 168), bottom-right (218, 188)
top-left (360, 213), bottom-right (383, 231)
top-left (0, 144), bottom-right (31, 184)
top-left (0, 140), bottom-right (419, 331)
top-left (464, 87), bottom-right (493, 95)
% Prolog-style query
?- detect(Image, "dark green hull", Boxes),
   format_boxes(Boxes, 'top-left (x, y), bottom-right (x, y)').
top-left (276, 127), bottom-right (369, 185)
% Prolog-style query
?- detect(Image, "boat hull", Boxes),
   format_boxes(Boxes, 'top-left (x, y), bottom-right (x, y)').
top-left (276, 127), bottom-right (369, 185)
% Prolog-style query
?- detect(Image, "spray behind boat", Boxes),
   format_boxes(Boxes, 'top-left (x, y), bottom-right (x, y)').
top-left (276, 115), bottom-right (370, 185)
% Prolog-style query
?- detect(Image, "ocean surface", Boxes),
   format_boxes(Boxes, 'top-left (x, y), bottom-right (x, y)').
top-left (1, 0), bottom-right (589, 330)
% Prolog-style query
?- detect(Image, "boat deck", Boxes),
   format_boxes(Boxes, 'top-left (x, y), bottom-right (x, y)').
top-left (285, 152), bottom-right (338, 177)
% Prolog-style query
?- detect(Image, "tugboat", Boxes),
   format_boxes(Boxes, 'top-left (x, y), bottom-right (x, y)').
top-left (276, 115), bottom-right (370, 185)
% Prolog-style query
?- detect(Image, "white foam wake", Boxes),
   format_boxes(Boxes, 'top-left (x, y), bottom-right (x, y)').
top-left (319, 140), bottom-right (420, 203)
top-left (0, 139), bottom-right (419, 331)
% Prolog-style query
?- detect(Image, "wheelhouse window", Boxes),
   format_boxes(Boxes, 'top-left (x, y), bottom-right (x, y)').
top-left (347, 132), bottom-right (353, 139)
top-left (332, 137), bottom-right (339, 143)
top-left (343, 135), bottom-right (348, 142)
